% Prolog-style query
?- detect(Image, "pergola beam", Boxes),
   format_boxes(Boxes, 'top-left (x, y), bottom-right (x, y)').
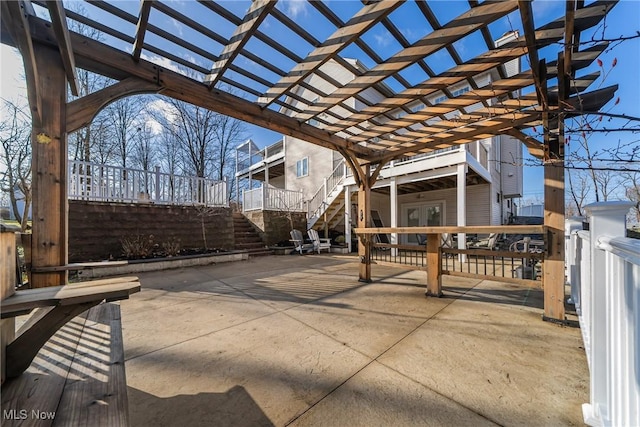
top-left (1, 0), bottom-right (42, 127)
top-left (502, 128), bottom-right (545, 159)
top-left (205, 0), bottom-right (276, 88)
top-left (132, 0), bottom-right (154, 61)
top-left (46, 0), bottom-right (79, 96)
top-left (67, 77), bottom-right (163, 133)
top-left (258, 0), bottom-right (402, 108)
top-left (518, 0), bottom-right (547, 110)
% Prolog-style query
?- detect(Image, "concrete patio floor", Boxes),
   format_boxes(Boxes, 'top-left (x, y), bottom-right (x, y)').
top-left (121, 254), bottom-right (588, 427)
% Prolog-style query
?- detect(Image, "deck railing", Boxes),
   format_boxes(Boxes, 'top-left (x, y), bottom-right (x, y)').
top-left (68, 160), bottom-right (228, 206)
top-left (366, 227), bottom-right (545, 286)
top-left (355, 225), bottom-right (546, 297)
top-left (566, 202), bottom-right (639, 427)
top-left (242, 184), bottom-right (304, 212)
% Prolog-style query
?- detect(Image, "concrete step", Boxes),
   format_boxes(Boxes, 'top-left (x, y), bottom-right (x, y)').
top-left (245, 248), bottom-right (274, 257)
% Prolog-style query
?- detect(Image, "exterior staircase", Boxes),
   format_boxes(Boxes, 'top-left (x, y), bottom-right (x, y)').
top-left (233, 212), bottom-right (272, 256)
top-left (307, 162), bottom-right (347, 230)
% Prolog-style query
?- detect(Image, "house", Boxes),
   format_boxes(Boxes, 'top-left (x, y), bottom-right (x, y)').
top-left (237, 33), bottom-right (524, 251)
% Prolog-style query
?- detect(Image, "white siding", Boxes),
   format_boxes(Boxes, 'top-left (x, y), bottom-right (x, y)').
top-left (284, 136), bottom-right (334, 199)
top-left (500, 134), bottom-right (523, 198)
top-left (466, 184), bottom-right (492, 226)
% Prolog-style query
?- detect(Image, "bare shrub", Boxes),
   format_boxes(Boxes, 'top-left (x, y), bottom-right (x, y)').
top-left (162, 237), bottom-right (181, 256)
top-left (121, 234), bottom-right (154, 258)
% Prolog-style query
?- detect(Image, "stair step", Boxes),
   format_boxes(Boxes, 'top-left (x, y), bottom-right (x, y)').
top-left (233, 213), bottom-right (266, 250)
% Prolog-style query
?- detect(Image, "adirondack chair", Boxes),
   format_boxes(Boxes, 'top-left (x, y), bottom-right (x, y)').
top-left (308, 229), bottom-right (331, 254)
top-left (290, 229), bottom-right (313, 255)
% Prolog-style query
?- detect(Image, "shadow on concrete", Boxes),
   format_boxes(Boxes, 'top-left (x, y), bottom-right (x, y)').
top-left (128, 385), bottom-right (274, 427)
top-left (441, 286), bottom-right (544, 309)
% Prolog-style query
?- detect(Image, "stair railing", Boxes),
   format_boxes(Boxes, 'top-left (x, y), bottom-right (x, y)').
top-left (307, 161), bottom-right (346, 223)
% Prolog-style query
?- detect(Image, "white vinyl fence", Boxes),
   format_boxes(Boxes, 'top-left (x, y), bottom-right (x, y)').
top-left (68, 161), bottom-right (228, 206)
top-left (566, 201), bottom-right (639, 427)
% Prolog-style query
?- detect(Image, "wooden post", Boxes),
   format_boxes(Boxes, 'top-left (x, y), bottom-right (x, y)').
top-left (30, 43), bottom-right (69, 287)
top-left (357, 165), bottom-right (371, 282)
top-left (426, 233), bottom-right (442, 296)
top-left (1, 224), bottom-right (18, 384)
top-left (542, 54), bottom-right (566, 322)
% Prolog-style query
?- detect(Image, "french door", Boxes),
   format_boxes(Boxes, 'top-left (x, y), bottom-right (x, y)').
top-left (402, 201), bottom-right (444, 243)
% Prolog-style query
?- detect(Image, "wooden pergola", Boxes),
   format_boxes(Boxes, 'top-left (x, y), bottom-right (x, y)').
top-left (0, 0), bottom-right (618, 322)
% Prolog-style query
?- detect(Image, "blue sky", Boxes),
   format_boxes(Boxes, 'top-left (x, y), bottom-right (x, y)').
top-left (2, 0), bottom-right (639, 204)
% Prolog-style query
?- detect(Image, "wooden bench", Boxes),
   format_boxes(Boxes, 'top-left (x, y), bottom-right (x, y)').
top-left (1, 276), bottom-right (140, 378)
top-left (1, 301), bottom-right (132, 426)
top-left (2, 224), bottom-right (140, 425)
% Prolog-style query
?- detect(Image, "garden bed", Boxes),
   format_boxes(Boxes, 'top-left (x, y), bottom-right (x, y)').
top-left (74, 250), bottom-right (249, 279)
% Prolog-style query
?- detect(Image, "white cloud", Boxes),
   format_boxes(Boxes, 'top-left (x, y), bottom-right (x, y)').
top-left (170, 18), bottom-right (184, 37)
top-left (453, 39), bottom-right (466, 55)
top-left (400, 28), bottom-right (422, 43)
top-left (145, 98), bottom-right (179, 131)
top-left (374, 32), bottom-right (391, 48)
top-left (282, 0), bottom-right (308, 19)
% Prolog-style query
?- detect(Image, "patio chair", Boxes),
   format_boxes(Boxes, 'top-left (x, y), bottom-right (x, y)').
top-left (470, 233), bottom-right (498, 250)
top-left (308, 229), bottom-right (331, 254)
top-left (289, 229), bottom-right (313, 255)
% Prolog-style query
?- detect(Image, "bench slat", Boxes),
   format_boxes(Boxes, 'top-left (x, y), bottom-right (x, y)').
top-left (1, 314), bottom-right (89, 427)
top-left (1, 279), bottom-right (140, 318)
top-left (31, 262), bottom-right (129, 273)
top-left (54, 303), bottom-right (129, 426)
top-left (1, 303), bottom-right (130, 426)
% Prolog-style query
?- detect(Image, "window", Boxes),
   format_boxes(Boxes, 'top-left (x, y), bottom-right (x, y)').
top-left (296, 157), bottom-right (308, 178)
top-left (496, 192), bottom-right (501, 203)
top-left (434, 87), bottom-right (470, 104)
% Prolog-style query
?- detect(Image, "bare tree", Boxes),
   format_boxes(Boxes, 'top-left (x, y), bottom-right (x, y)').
top-left (567, 170), bottom-right (592, 217)
top-left (0, 99), bottom-right (32, 230)
top-left (594, 168), bottom-right (624, 202)
top-left (103, 96), bottom-right (145, 168)
top-left (131, 124), bottom-right (157, 172)
top-left (622, 171), bottom-right (640, 222)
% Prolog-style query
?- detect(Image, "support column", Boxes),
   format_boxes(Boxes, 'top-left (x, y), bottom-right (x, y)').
top-left (390, 177), bottom-right (398, 257)
top-left (344, 186), bottom-right (352, 253)
top-left (31, 43), bottom-right (68, 287)
top-left (358, 165), bottom-right (371, 283)
top-left (543, 160), bottom-right (565, 321)
top-left (543, 52), bottom-right (565, 322)
top-left (456, 163), bottom-right (466, 262)
top-left (426, 233), bottom-right (442, 297)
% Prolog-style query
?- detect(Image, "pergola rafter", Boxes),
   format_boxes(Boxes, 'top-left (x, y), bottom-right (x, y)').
top-left (132, 0), bottom-right (154, 61)
top-left (292, 1), bottom-right (519, 123)
top-left (205, 0), bottom-right (276, 88)
top-left (46, 0), bottom-right (80, 96)
top-left (257, 0), bottom-right (402, 108)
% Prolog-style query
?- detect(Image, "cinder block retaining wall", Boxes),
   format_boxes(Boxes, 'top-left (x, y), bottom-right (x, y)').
top-left (69, 201), bottom-right (235, 262)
